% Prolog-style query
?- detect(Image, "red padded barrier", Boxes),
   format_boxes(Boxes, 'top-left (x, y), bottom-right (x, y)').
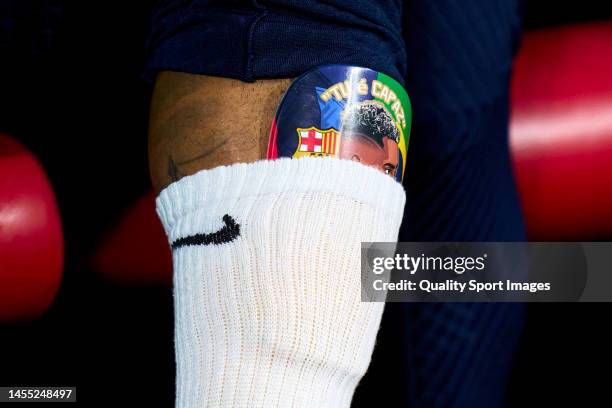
top-left (0, 133), bottom-right (64, 320)
top-left (92, 191), bottom-right (172, 285)
top-left (510, 22), bottom-right (612, 239)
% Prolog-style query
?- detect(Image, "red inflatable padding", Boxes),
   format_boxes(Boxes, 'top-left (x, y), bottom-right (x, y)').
top-left (510, 22), bottom-right (612, 239)
top-left (92, 191), bottom-right (172, 285)
top-left (0, 134), bottom-right (64, 321)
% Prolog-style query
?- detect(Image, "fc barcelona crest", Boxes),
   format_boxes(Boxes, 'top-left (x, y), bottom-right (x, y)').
top-left (293, 127), bottom-right (340, 158)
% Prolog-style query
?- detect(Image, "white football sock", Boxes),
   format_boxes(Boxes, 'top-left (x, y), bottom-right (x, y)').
top-left (156, 157), bottom-right (405, 408)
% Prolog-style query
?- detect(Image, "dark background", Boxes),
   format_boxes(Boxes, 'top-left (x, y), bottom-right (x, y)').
top-left (1, 1), bottom-right (612, 406)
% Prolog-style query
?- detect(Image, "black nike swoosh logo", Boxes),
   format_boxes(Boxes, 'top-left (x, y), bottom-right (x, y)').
top-left (171, 214), bottom-right (240, 250)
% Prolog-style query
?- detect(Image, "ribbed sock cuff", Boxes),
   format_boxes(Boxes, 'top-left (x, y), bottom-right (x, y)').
top-left (157, 157), bottom-right (405, 240)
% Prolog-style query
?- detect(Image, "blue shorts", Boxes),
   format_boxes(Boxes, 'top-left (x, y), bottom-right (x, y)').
top-left (147, 1), bottom-right (526, 406)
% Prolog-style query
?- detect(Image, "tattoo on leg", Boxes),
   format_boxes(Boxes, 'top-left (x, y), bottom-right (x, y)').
top-left (168, 155), bottom-right (183, 182)
top-left (176, 140), bottom-right (227, 166)
top-left (167, 140), bottom-right (228, 183)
